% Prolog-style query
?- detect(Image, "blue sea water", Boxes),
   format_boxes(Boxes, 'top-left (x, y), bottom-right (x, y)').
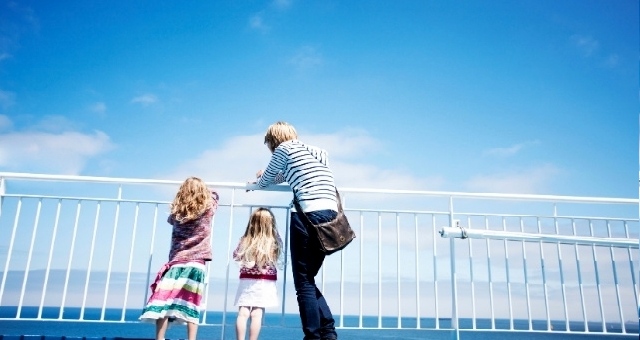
top-left (0, 307), bottom-right (636, 340)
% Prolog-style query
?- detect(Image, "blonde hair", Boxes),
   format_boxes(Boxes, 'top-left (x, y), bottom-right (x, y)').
top-left (264, 121), bottom-right (298, 152)
top-left (235, 208), bottom-right (282, 268)
top-left (170, 176), bottom-right (213, 222)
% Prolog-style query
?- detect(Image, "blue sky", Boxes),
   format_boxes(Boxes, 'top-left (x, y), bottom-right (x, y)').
top-left (0, 0), bottom-right (637, 198)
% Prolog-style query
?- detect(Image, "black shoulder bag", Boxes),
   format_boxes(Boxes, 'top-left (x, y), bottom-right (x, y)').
top-left (293, 189), bottom-right (356, 255)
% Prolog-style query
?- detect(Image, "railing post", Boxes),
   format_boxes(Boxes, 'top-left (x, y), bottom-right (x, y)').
top-left (448, 196), bottom-right (459, 340)
top-left (0, 176), bottom-right (5, 218)
top-left (221, 188), bottom-right (237, 340)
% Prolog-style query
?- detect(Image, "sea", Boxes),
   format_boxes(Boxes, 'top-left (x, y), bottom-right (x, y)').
top-left (0, 306), bottom-right (637, 340)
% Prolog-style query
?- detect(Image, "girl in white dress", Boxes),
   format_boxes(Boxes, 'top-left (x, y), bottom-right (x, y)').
top-left (233, 207), bottom-right (283, 340)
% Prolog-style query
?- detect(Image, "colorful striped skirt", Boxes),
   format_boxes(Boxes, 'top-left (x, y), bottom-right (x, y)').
top-left (139, 261), bottom-right (207, 325)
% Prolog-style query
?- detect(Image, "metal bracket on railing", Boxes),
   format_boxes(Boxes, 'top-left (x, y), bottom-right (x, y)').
top-left (439, 220), bottom-right (468, 239)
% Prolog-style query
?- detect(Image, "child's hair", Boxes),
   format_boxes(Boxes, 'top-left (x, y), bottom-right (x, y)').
top-left (264, 121), bottom-right (298, 152)
top-left (170, 176), bottom-right (213, 223)
top-left (235, 208), bottom-right (282, 268)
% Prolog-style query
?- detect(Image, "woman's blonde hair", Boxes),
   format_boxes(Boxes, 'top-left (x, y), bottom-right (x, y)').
top-left (235, 208), bottom-right (283, 268)
top-left (170, 176), bottom-right (213, 222)
top-left (264, 121), bottom-right (298, 152)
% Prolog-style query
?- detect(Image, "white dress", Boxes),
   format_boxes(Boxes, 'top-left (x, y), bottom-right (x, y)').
top-left (232, 239), bottom-right (280, 308)
top-left (234, 277), bottom-right (279, 308)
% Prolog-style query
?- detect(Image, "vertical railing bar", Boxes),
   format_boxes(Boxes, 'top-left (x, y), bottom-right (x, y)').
top-left (280, 208), bottom-right (291, 326)
top-left (121, 203), bottom-right (140, 322)
top-left (359, 212), bottom-right (364, 328)
top-left (60, 201), bottom-right (82, 319)
top-left (589, 219), bottom-right (606, 333)
top-left (202, 204), bottom-right (218, 325)
top-left (39, 199), bottom-right (62, 319)
top-left (432, 214), bottom-right (439, 330)
top-left (142, 204), bottom-right (159, 307)
top-left (81, 202), bottom-right (101, 320)
top-left (520, 217), bottom-right (532, 331)
top-left (221, 189), bottom-right (237, 340)
top-left (623, 221), bottom-right (638, 316)
top-left (572, 218), bottom-right (588, 332)
top-left (377, 212), bottom-right (382, 328)
top-left (502, 217), bottom-right (513, 330)
top-left (449, 196), bottom-right (459, 340)
top-left (339, 194), bottom-right (347, 328)
top-left (396, 212), bottom-right (401, 329)
top-left (18, 199), bottom-right (42, 317)
top-left (538, 217), bottom-right (550, 331)
top-left (0, 198), bottom-right (21, 309)
top-left (607, 220), bottom-right (625, 333)
top-left (468, 216), bottom-right (476, 330)
top-left (554, 206), bottom-right (570, 332)
top-left (414, 214), bottom-right (420, 329)
top-left (339, 222), bottom-right (346, 328)
top-left (199, 203), bottom-right (220, 325)
top-left (100, 199), bottom-right (121, 321)
top-left (485, 216), bottom-right (495, 330)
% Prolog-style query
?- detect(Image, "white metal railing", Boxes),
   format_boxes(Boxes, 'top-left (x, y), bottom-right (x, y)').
top-left (0, 172), bottom-right (638, 339)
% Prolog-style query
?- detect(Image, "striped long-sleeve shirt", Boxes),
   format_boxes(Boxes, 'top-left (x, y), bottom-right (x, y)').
top-left (257, 140), bottom-right (338, 213)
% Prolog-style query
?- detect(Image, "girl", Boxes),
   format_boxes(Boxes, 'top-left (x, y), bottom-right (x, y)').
top-left (233, 207), bottom-right (283, 340)
top-left (140, 176), bottom-right (219, 340)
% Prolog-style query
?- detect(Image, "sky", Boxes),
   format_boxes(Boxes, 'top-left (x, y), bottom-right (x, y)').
top-left (0, 1), bottom-right (638, 198)
top-left (0, 0), bottom-right (638, 322)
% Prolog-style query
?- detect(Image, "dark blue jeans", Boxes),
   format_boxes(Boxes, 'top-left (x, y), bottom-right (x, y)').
top-left (290, 209), bottom-right (338, 340)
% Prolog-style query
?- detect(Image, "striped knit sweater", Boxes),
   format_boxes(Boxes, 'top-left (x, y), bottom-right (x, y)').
top-left (167, 192), bottom-right (219, 262)
top-left (257, 139), bottom-right (338, 213)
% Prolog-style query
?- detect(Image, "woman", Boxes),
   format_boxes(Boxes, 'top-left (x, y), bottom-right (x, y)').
top-left (252, 121), bottom-right (338, 340)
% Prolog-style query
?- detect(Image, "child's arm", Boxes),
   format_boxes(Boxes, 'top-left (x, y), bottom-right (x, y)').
top-left (208, 190), bottom-right (220, 215)
top-left (232, 238), bottom-right (243, 261)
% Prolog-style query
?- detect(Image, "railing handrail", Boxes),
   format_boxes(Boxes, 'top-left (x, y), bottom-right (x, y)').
top-left (1, 172), bottom-right (637, 205)
top-left (439, 226), bottom-right (639, 248)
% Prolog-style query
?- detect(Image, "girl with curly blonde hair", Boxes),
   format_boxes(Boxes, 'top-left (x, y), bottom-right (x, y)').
top-left (140, 176), bottom-right (219, 340)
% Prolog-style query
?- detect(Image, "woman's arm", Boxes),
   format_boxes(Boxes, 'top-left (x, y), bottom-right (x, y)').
top-left (257, 147), bottom-right (288, 188)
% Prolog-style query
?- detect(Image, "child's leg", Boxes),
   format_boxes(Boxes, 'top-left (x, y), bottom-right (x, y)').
top-left (155, 317), bottom-right (169, 340)
top-left (187, 321), bottom-right (198, 340)
top-left (248, 307), bottom-right (265, 340)
top-left (236, 306), bottom-right (251, 340)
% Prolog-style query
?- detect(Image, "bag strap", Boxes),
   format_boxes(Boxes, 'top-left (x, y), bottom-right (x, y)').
top-left (292, 189), bottom-right (343, 226)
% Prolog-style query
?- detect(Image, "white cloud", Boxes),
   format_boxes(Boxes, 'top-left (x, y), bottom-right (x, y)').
top-left (0, 130), bottom-right (114, 175)
top-left (272, 0), bottom-right (292, 10)
top-left (0, 89), bottom-right (16, 109)
top-left (131, 93), bottom-right (157, 106)
top-left (571, 34), bottom-right (599, 57)
top-left (484, 140), bottom-right (539, 157)
top-left (160, 130), bottom-right (443, 206)
top-left (32, 115), bottom-right (78, 132)
top-left (0, 114), bottom-right (12, 131)
top-left (90, 101), bottom-right (107, 114)
top-left (604, 53), bottom-right (619, 68)
top-left (249, 13), bottom-right (270, 32)
top-left (464, 164), bottom-right (560, 194)
top-left (289, 46), bottom-right (323, 70)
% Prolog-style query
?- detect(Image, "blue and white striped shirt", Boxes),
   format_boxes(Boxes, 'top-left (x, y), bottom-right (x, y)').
top-left (257, 140), bottom-right (338, 212)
